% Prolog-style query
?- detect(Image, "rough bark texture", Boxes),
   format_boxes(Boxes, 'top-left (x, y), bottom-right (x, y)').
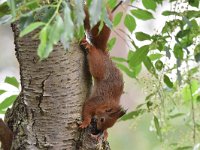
top-left (4, 24), bottom-right (110, 150)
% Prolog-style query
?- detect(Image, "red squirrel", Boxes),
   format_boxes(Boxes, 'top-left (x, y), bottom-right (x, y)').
top-left (80, 5), bottom-right (125, 140)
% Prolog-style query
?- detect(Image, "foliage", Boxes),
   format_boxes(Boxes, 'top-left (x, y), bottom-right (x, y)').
top-left (114, 0), bottom-right (200, 149)
top-left (0, 0), bottom-right (200, 149)
top-left (0, 77), bottom-right (20, 114)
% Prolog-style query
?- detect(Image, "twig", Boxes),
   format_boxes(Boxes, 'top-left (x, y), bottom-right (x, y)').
top-left (127, 4), bottom-right (141, 10)
top-left (186, 59), bottom-right (196, 144)
top-left (112, 0), bottom-right (123, 13)
top-left (113, 29), bottom-right (132, 49)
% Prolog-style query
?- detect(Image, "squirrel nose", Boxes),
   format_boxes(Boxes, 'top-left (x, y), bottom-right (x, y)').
top-left (93, 116), bottom-right (97, 122)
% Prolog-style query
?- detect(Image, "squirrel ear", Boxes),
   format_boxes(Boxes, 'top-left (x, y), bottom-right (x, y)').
top-left (109, 106), bottom-right (126, 119)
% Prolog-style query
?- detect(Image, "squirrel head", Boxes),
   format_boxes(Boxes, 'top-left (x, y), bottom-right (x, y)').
top-left (95, 106), bottom-right (126, 131)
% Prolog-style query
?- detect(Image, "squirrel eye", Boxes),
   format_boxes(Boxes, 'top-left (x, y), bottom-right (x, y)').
top-left (100, 118), bottom-right (105, 122)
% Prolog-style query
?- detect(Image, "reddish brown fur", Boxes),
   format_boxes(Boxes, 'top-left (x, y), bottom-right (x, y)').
top-left (80, 7), bottom-right (125, 138)
top-left (0, 119), bottom-right (13, 150)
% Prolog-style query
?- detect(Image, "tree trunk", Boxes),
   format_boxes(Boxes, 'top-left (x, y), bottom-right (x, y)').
top-left (4, 24), bottom-right (110, 150)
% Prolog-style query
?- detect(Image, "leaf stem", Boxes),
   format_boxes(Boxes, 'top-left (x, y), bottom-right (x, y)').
top-left (186, 56), bottom-right (196, 144)
top-left (46, 0), bottom-right (63, 26)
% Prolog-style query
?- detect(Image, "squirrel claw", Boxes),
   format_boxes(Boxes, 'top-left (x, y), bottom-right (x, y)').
top-left (79, 121), bottom-right (89, 129)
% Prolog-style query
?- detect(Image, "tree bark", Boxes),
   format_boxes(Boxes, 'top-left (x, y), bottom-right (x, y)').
top-left (4, 24), bottom-right (110, 150)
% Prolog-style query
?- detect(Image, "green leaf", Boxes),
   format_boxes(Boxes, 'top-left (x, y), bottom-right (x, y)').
top-left (120, 109), bottom-right (146, 121)
top-left (103, 7), bottom-right (113, 29)
top-left (25, 0), bottom-right (39, 10)
top-left (107, 37), bottom-right (116, 50)
top-left (194, 44), bottom-right (200, 62)
top-left (168, 113), bottom-right (185, 119)
top-left (190, 19), bottom-right (199, 31)
top-left (142, 0), bottom-right (157, 11)
top-left (20, 22), bottom-right (45, 37)
top-left (61, 1), bottom-right (74, 49)
top-left (135, 32), bottom-right (151, 41)
top-left (129, 45), bottom-right (149, 67)
top-left (0, 95), bottom-right (17, 110)
top-left (155, 60), bottom-right (164, 71)
top-left (130, 64), bottom-right (142, 77)
top-left (7, 0), bottom-right (16, 17)
top-left (37, 26), bottom-right (48, 59)
top-left (188, 66), bottom-right (199, 75)
top-left (173, 44), bottom-right (183, 60)
top-left (113, 12), bottom-right (123, 27)
top-left (149, 53), bottom-right (163, 61)
top-left (176, 29), bottom-right (190, 38)
top-left (162, 19), bottom-right (181, 34)
top-left (124, 14), bottom-right (136, 33)
top-left (19, 13), bottom-right (34, 31)
top-left (4, 76), bottom-right (19, 88)
top-left (131, 9), bottom-right (154, 20)
top-left (0, 1), bottom-right (10, 17)
top-left (128, 50), bottom-right (134, 61)
top-left (116, 63), bottom-right (136, 78)
top-left (107, 0), bottom-right (117, 10)
top-left (175, 146), bottom-right (193, 150)
top-left (153, 116), bottom-right (162, 140)
top-left (194, 53), bottom-right (200, 62)
top-left (86, 0), bottom-right (92, 7)
top-left (149, 37), bottom-right (166, 51)
top-left (197, 95), bottom-right (200, 102)
top-left (186, 10), bottom-right (200, 19)
top-left (36, 7), bottom-right (55, 23)
top-left (112, 57), bottom-right (127, 63)
top-left (0, 90), bottom-right (6, 95)
top-left (182, 80), bottom-right (199, 102)
top-left (162, 11), bottom-right (179, 16)
top-left (89, 0), bottom-right (103, 27)
top-left (74, 25), bottom-right (84, 41)
top-left (188, 0), bottom-right (199, 8)
top-left (143, 56), bottom-right (156, 75)
top-left (73, 0), bottom-right (85, 27)
top-left (179, 36), bottom-right (193, 48)
top-left (163, 74), bottom-right (173, 88)
top-left (49, 15), bottom-right (64, 44)
top-left (154, 0), bottom-right (163, 4)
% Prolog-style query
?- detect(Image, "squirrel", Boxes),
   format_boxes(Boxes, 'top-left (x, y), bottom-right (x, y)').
top-left (0, 119), bottom-right (13, 150)
top-left (80, 3), bottom-right (125, 140)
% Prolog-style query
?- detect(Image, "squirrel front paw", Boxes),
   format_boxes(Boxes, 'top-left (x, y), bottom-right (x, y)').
top-left (79, 120), bottom-right (90, 128)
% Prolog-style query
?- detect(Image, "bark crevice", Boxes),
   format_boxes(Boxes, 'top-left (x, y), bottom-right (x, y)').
top-left (37, 73), bottom-right (52, 114)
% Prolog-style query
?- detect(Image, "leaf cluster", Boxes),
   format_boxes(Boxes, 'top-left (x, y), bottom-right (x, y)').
top-left (0, 77), bottom-right (20, 114)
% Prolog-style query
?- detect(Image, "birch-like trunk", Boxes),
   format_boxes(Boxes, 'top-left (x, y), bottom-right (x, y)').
top-left (4, 24), bottom-right (110, 150)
